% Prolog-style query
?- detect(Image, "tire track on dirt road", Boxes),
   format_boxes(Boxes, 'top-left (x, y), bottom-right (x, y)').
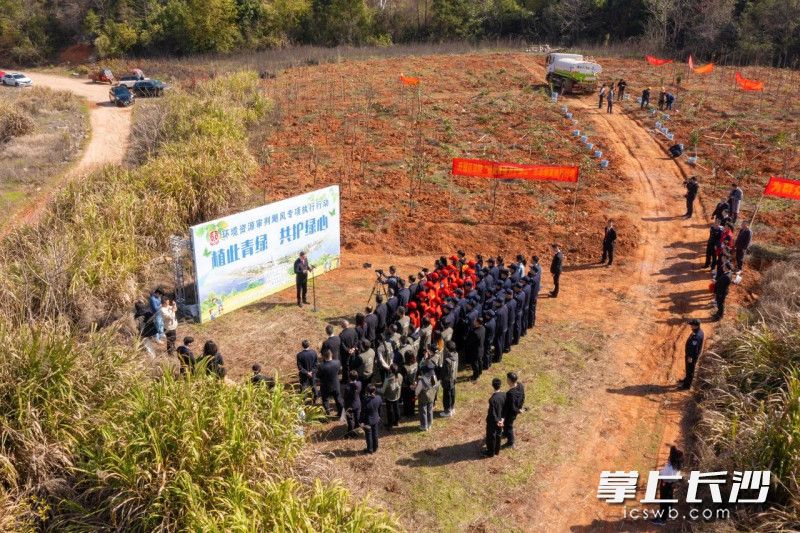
top-left (514, 57), bottom-right (716, 530)
top-left (1, 70), bottom-right (132, 232)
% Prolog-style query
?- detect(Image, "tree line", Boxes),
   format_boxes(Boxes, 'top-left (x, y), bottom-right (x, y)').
top-left (1, 0), bottom-right (799, 66)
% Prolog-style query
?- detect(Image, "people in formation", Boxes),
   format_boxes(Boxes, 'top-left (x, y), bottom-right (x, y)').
top-left (283, 252), bottom-right (535, 456)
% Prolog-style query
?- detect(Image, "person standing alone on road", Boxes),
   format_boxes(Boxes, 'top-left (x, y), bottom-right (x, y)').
top-left (713, 265), bottom-right (733, 321)
top-left (684, 176), bottom-right (699, 218)
top-left (293, 251), bottom-right (313, 307)
top-left (679, 319), bottom-right (704, 390)
top-left (549, 244), bottom-right (563, 298)
top-left (601, 220), bottom-right (617, 266)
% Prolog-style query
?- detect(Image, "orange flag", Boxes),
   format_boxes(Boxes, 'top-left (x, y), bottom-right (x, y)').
top-left (688, 55), bottom-right (714, 74)
top-left (452, 158), bottom-right (579, 183)
top-left (646, 55), bottom-right (673, 66)
top-left (735, 71), bottom-right (764, 91)
top-left (764, 176), bottom-right (800, 200)
top-left (400, 75), bottom-right (420, 86)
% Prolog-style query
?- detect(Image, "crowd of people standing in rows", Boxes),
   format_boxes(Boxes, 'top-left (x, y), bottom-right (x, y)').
top-left (290, 251), bottom-right (568, 455)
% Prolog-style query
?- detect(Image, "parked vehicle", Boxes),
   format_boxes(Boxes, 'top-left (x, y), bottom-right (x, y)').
top-left (132, 79), bottom-right (166, 97)
top-left (109, 85), bottom-right (135, 107)
top-left (2, 72), bottom-right (33, 87)
top-left (545, 53), bottom-right (602, 94)
top-left (89, 68), bottom-right (115, 84)
top-left (117, 69), bottom-right (148, 88)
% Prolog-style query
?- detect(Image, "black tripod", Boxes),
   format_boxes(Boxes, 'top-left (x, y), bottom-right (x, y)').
top-left (366, 276), bottom-right (388, 305)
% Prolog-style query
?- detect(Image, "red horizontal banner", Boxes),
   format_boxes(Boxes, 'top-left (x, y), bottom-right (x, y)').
top-left (452, 158), bottom-right (579, 183)
top-left (400, 75), bottom-right (420, 86)
top-left (736, 71), bottom-right (764, 91)
top-left (764, 176), bottom-right (800, 200)
top-left (646, 55), bottom-right (673, 66)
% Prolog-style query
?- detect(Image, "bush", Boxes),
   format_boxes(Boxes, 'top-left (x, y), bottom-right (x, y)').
top-left (0, 105), bottom-right (34, 143)
top-left (695, 261), bottom-right (800, 530)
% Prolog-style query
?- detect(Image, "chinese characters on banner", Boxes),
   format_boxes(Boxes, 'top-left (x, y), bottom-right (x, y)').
top-left (764, 175), bottom-right (800, 201)
top-left (190, 185), bottom-right (341, 323)
top-left (451, 158), bottom-right (579, 183)
top-left (597, 470), bottom-right (770, 504)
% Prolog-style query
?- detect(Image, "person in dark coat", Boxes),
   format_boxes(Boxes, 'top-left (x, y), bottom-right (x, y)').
top-left (339, 320), bottom-right (359, 382)
top-left (713, 267), bottom-right (733, 321)
top-left (728, 183), bottom-right (743, 224)
top-left (321, 324), bottom-right (341, 362)
top-left (361, 384), bottom-right (383, 453)
top-left (386, 288), bottom-right (399, 323)
top-left (528, 257), bottom-right (542, 328)
top-left (711, 198), bottom-right (730, 225)
top-left (549, 244), bottom-right (563, 298)
top-left (494, 300), bottom-right (508, 362)
top-left (705, 223), bottom-right (723, 270)
top-left (398, 279), bottom-right (411, 309)
top-left (513, 286), bottom-right (526, 345)
top-left (484, 378), bottom-right (506, 458)
top-left (364, 306), bottom-right (378, 344)
top-left (318, 350), bottom-right (343, 417)
top-left (640, 87), bottom-right (651, 109)
top-left (374, 294), bottom-right (388, 337)
top-left (679, 319), bottom-right (704, 390)
top-left (684, 176), bottom-right (699, 218)
top-left (343, 370), bottom-right (362, 434)
top-left (251, 363), bottom-right (272, 386)
top-left (465, 318), bottom-right (486, 380)
top-left (482, 310), bottom-right (496, 370)
top-left (734, 221), bottom-right (752, 272)
top-left (293, 251), bottom-right (313, 307)
top-left (502, 372), bottom-right (525, 448)
top-left (504, 290), bottom-right (517, 350)
top-left (176, 336), bottom-right (196, 375)
top-left (600, 220), bottom-right (618, 266)
top-left (296, 339), bottom-right (318, 403)
top-left (617, 79), bottom-right (627, 100)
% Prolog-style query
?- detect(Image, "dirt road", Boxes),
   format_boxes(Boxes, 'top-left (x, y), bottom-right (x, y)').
top-left (509, 60), bottom-right (715, 530)
top-left (1, 70), bottom-right (131, 226)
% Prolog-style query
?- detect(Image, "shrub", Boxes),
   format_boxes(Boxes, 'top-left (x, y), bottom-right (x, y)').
top-left (0, 104), bottom-right (34, 143)
top-left (695, 261), bottom-right (800, 530)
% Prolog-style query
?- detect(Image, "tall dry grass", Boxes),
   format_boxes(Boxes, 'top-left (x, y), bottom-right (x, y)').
top-left (695, 260), bottom-right (800, 530)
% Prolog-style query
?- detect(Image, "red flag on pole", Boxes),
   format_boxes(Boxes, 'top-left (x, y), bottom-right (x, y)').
top-left (452, 158), bottom-right (579, 183)
top-left (764, 176), bottom-right (800, 200)
top-left (688, 55), bottom-right (695, 70)
top-left (646, 55), bottom-right (673, 66)
top-left (735, 71), bottom-right (764, 91)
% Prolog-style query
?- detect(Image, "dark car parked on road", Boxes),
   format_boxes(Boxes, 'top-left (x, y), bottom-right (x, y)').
top-left (109, 85), bottom-right (134, 107)
top-left (132, 79), bottom-right (166, 97)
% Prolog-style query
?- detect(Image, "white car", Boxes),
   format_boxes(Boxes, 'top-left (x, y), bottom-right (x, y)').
top-left (2, 72), bottom-right (32, 87)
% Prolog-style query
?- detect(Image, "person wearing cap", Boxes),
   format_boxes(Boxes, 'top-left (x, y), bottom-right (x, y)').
top-left (293, 251), bottom-right (314, 307)
top-left (494, 300), bottom-right (508, 362)
top-left (482, 310), bottom-right (497, 370)
top-left (713, 265), bottom-right (733, 321)
top-left (513, 285), bottom-right (526, 345)
top-left (484, 378), bottom-right (506, 457)
top-left (503, 372), bottom-right (525, 448)
top-left (504, 290), bottom-right (517, 350)
top-left (684, 176), bottom-right (699, 218)
top-left (549, 244), bottom-right (563, 298)
top-left (528, 257), bottom-right (542, 328)
top-left (601, 220), bottom-right (617, 266)
top-left (465, 317), bottom-right (486, 380)
top-left (176, 336), bottom-right (196, 375)
top-left (679, 320), bottom-right (704, 389)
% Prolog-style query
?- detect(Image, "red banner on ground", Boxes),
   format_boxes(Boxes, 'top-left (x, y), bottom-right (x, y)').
top-left (400, 75), bottom-right (420, 86)
top-left (646, 55), bottom-right (673, 66)
top-left (764, 176), bottom-right (800, 200)
top-left (452, 158), bottom-right (579, 183)
top-left (735, 71), bottom-right (764, 91)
